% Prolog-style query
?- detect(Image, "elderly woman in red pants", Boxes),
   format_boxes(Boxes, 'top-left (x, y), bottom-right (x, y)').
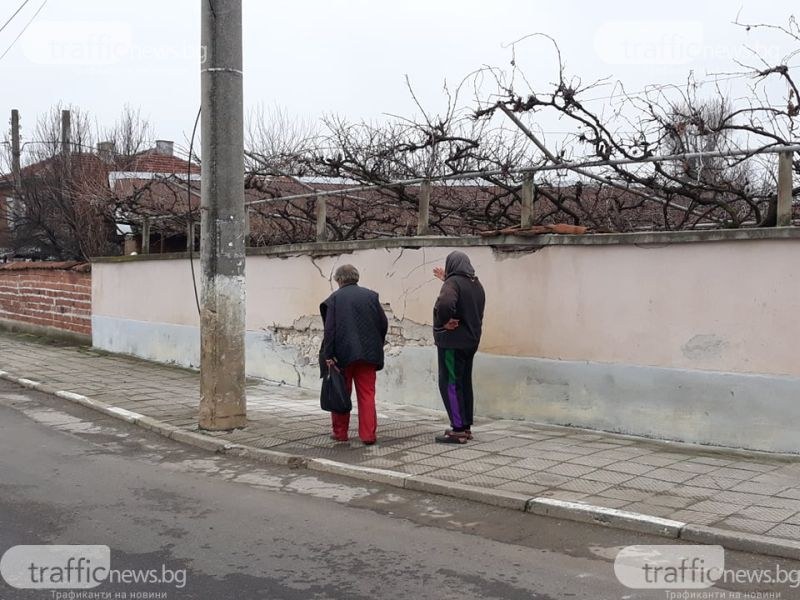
top-left (320, 264), bottom-right (388, 445)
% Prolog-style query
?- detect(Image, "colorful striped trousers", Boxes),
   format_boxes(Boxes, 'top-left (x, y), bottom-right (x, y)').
top-left (436, 346), bottom-right (477, 432)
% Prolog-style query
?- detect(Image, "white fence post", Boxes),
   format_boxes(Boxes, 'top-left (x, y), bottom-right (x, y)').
top-left (316, 195), bottom-right (328, 242)
top-left (417, 180), bottom-right (431, 235)
top-left (141, 217), bottom-right (150, 254)
top-left (521, 176), bottom-right (534, 228)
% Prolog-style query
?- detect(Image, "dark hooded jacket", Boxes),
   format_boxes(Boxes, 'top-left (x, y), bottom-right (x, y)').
top-left (320, 283), bottom-right (388, 373)
top-left (433, 251), bottom-right (486, 349)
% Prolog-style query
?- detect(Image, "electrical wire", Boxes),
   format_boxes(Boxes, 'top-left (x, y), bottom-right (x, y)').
top-left (0, 0), bottom-right (47, 62)
top-left (0, 0), bottom-right (31, 35)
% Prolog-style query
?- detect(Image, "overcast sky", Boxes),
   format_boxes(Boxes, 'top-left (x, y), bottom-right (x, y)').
top-left (1, 0), bottom-right (797, 158)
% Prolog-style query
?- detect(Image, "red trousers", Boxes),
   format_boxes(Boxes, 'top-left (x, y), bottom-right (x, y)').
top-left (331, 361), bottom-right (377, 443)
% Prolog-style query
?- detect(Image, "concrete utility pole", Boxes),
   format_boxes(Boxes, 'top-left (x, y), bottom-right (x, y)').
top-left (61, 109), bottom-right (71, 163)
top-left (10, 110), bottom-right (21, 190)
top-left (198, 0), bottom-right (247, 430)
top-left (60, 110), bottom-right (71, 219)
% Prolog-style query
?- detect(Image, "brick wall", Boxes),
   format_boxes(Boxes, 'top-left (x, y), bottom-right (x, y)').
top-left (0, 262), bottom-right (91, 337)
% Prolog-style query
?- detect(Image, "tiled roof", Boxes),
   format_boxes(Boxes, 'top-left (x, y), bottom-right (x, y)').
top-left (118, 150), bottom-right (199, 174)
top-left (0, 146), bottom-right (197, 189)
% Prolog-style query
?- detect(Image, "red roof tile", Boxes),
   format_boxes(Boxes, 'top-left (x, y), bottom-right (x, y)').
top-left (119, 150), bottom-right (199, 174)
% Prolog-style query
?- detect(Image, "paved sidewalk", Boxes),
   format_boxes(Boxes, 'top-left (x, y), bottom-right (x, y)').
top-left (2, 332), bottom-right (800, 551)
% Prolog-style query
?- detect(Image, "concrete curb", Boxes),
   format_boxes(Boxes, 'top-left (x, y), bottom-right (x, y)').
top-left (680, 524), bottom-right (800, 562)
top-left (405, 476), bottom-right (530, 511)
top-left (308, 458), bottom-right (410, 487)
top-left (224, 444), bottom-right (308, 469)
top-left (527, 498), bottom-right (685, 538)
top-left (3, 370), bottom-right (799, 561)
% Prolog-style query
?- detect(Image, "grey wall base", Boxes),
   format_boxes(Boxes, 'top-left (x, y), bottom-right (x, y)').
top-left (0, 317), bottom-right (91, 346)
top-left (92, 316), bottom-right (800, 454)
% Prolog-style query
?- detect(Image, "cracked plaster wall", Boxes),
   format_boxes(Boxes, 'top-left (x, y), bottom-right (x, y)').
top-left (241, 241), bottom-right (800, 379)
top-left (90, 239), bottom-right (800, 451)
top-left (92, 240), bottom-right (800, 378)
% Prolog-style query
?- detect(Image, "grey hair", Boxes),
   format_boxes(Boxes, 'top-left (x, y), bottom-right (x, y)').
top-left (333, 264), bottom-right (360, 285)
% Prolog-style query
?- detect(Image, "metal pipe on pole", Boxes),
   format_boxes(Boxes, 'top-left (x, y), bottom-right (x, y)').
top-left (198, 0), bottom-right (247, 430)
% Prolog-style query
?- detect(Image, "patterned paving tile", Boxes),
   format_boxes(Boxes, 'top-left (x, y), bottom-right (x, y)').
top-left (458, 474), bottom-right (510, 488)
top-left (592, 448), bottom-right (653, 460)
top-left (778, 488), bottom-right (800, 501)
top-left (668, 461), bottom-right (721, 475)
top-left (557, 479), bottom-right (613, 495)
top-left (708, 467), bottom-right (760, 481)
top-left (537, 490), bottom-right (590, 502)
top-left (730, 481), bottom-right (791, 496)
top-left (469, 438), bottom-right (534, 452)
top-left (358, 458), bottom-right (404, 469)
top-left (417, 455), bottom-right (464, 468)
top-left (719, 517), bottom-right (776, 535)
top-left (622, 477), bottom-right (677, 493)
top-left (508, 457), bottom-right (560, 471)
top-left (733, 505), bottom-right (799, 523)
top-left (746, 496), bottom-right (800, 511)
top-left (581, 470), bottom-right (636, 485)
top-left (684, 475), bottom-right (743, 491)
top-left (766, 523), bottom-right (800, 539)
top-left (476, 454), bottom-right (518, 466)
top-left (646, 467), bottom-right (699, 484)
top-left (580, 496), bottom-right (631, 509)
top-left (641, 494), bottom-right (695, 509)
top-left (598, 488), bottom-right (652, 502)
top-left (545, 463), bottom-right (597, 478)
top-left (496, 481), bottom-right (547, 496)
top-left (667, 509), bottom-right (721, 525)
top-left (481, 465), bottom-right (537, 481)
top-left (498, 444), bottom-right (556, 458)
top-left (566, 455), bottom-right (619, 468)
top-left (729, 461), bottom-right (780, 473)
top-left (423, 468), bottom-right (466, 483)
top-left (631, 454), bottom-right (684, 467)
top-left (688, 457), bottom-right (735, 467)
top-left (395, 463), bottom-right (437, 476)
top-left (521, 472), bottom-right (570, 488)
top-left (690, 500), bottom-right (748, 516)
top-left (450, 461), bottom-right (499, 475)
top-left (605, 461), bottom-right (654, 476)
top-left (712, 491), bottom-right (775, 506)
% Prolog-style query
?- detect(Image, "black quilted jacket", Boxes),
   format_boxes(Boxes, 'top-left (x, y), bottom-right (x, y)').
top-left (433, 274), bottom-right (486, 349)
top-left (320, 284), bottom-right (388, 372)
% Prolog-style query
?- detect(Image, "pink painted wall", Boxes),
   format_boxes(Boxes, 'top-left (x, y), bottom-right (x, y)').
top-left (93, 237), bottom-right (800, 377)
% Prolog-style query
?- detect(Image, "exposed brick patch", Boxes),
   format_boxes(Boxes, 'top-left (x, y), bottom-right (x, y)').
top-left (0, 264), bottom-right (91, 336)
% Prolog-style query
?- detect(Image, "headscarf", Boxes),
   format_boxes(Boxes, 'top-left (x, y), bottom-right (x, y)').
top-left (444, 250), bottom-right (476, 279)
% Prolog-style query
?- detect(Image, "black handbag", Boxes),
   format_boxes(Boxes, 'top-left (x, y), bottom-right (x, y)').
top-left (320, 365), bottom-right (352, 413)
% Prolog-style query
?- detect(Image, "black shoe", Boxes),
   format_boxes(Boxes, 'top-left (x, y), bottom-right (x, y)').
top-left (446, 428), bottom-right (473, 440)
top-left (435, 431), bottom-right (468, 444)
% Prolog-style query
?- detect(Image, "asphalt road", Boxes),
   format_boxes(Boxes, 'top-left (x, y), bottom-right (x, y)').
top-left (0, 378), bottom-right (797, 600)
